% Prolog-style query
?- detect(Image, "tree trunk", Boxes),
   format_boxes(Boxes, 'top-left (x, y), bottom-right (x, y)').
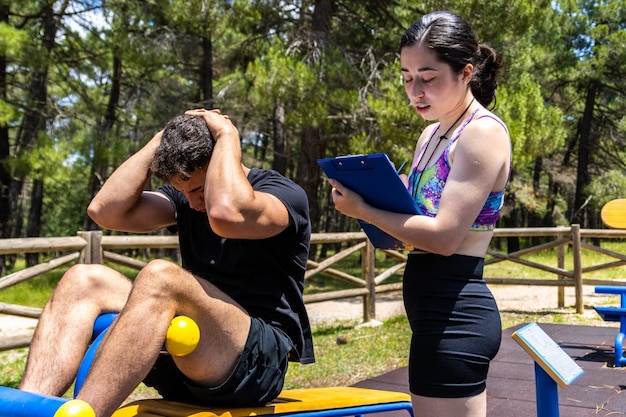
top-left (502, 171), bottom-right (520, 252)
top-left (26, 179), bottom-right (43, 266)
top-left (299, 0), bottom-right (334, 236)
top-left (14, 2), bottom-right (64, 244)
top-left (200, 35), bottom-right (213, 110)
top-left (572, 81), bottom-right (597, 226)
top-left (298, 127), bottom-right (323, 233)
top-left (84, 55), bottom-right (122, 231)
top-left (13, 75), bottom-right (47, 248)
top-left (272, 102), bottom-right (287, 175)
top-left (0, 3), bottom-right (9, 243)
top-left (543, 178), bottom-right (558, 227)
top-left (0, 2), bottom-right (8, 273)
top-left (312, 0), bottom-right (333, 36)
top-left (528, 157), bottom-right (543, 230)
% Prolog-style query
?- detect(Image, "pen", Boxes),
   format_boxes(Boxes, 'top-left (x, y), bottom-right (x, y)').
top-left (396, 161), bottom-right (407, 174)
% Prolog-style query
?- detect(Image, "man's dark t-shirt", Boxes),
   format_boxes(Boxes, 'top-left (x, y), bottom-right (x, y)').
top-left (157, 168), bottom-right (314, 364)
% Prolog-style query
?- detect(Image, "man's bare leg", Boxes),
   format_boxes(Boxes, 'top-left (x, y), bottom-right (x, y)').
top-left (20, 264), bottom-right (132, 396)
top-left (76, 259), bottom-right (251, 417)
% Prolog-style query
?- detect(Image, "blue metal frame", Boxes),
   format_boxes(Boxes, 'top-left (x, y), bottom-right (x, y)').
top-left (263, 402), bottom-right (414, 417)
top-left (74, 313), bottom-right (118, 396)
top-left (0, 386), bottom-right (69, 417)
top-left (593, 286), bottom-right (626, 367)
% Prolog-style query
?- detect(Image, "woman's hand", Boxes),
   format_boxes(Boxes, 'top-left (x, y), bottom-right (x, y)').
top-left (399, 173), bottom-right (409, 187)
top-left (328, 178), bottom-right (367, 219)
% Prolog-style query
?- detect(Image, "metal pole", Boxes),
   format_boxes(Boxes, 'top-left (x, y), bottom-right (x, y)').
top-left (535, 362), bottom-right (560, 417)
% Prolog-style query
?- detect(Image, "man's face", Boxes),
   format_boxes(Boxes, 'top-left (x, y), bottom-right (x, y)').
top-left (170, 167), bottom-right (208, 213)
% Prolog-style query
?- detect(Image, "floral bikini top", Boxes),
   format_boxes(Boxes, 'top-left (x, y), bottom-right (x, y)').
top-left (407, 109), bottom-right (508, 231)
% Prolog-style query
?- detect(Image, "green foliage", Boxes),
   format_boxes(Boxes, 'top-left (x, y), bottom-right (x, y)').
top-left (1, 0), bottom-right (626, 238)
top-left (0, 99), bottom-right (18, 126)
top-left (0, 21), bottom-right (26, 56)
top-left (588, 170), bottom-right (626, 206)
top-left (0, 20), bottom-right (27, 122)
top-left (42, 164), bottom-right (92, 236)
top-left (247, 45), bottom-right (324, 123)
top-left (497, 74), bottom-right (567, 168)
top-left (357, 59), bottom-right (424, 164)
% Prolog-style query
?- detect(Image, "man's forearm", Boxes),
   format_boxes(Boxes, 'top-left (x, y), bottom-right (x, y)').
top-left (88, 132), bottom-right (162, 223)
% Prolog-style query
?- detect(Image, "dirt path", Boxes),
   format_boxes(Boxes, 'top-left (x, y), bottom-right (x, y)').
top-left (0, 284), bottom-right (619, 336)
top-left (305, 284), bottom-right (618, 326)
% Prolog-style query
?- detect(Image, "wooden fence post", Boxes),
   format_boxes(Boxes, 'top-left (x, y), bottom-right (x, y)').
top-left (557, 227), bottom-right (566, 307)
top-left (571, 224), bottom-right (583, 314)
top-left (77, 231), bottom-right (103, 264)
top-left (362, 240), bottom-right (376, 322)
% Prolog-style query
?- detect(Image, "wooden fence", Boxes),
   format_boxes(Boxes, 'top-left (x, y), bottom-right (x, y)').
top-left (1, 225), bottom-right (626, 352)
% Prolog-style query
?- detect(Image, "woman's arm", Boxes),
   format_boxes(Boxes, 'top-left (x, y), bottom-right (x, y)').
top-left (331, 116), bottom-right (510, 255)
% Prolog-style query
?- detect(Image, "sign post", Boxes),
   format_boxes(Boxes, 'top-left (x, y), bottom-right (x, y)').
top-left (512, 322), bottom-right (584, 417)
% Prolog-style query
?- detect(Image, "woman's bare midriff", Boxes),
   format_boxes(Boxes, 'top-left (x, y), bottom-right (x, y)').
top-left (411, 230), bottom-right (494, 258)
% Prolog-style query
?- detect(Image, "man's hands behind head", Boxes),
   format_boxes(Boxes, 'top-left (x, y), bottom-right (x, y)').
top-left (185, 109), bottom-right (239, 142)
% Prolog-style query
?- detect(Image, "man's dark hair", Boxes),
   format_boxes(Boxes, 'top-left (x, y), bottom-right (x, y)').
top-left (150, 115), bottom-right (215, 181)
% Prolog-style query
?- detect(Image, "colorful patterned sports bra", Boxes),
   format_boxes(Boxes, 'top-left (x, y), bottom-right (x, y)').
top-left (407, 110), bottom-right (508, 231)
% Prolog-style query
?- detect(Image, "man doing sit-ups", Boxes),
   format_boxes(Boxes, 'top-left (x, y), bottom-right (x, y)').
top-left (19, 109), bottom-right (314, 417)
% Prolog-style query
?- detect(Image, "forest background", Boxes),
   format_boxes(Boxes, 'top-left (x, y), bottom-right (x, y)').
top-left (1, 0), bottom-right (625, 273)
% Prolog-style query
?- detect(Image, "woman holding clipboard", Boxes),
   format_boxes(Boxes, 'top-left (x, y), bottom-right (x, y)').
top-left (327, 11), bottom-right (511, 417)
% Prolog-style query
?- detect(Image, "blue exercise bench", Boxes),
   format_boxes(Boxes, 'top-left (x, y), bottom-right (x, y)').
top-left (0, 313), bottom-right (414, 417)
top-left (593, 285), bottom-right (626, 367)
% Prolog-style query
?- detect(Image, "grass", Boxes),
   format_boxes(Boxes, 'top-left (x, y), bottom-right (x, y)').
top-left (0, 306), bottom-right (610, 395)
top-left (0, 271), bottom-right (65, 308)
top-left (485, 240), bottom-right (626, 281)
top-left (0, 350), bottom-right (28, 389)
top-left (0, 262), bottom-right (139, 308)
top-left (0, 240), bottom-right (624, 396)
top-left (284, 316), bottom-right (412, 389)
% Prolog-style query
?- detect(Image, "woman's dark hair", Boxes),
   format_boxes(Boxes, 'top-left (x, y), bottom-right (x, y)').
top-left (150, 114), bottom-right (215, 181)
top-left (400, 11), bottom-right (503, 108)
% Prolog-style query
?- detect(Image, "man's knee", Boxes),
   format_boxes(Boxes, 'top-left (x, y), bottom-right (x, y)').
top-left (133, 259), bottom-right (184, 295)
top-left (57, 264), bottom-right (114, 295)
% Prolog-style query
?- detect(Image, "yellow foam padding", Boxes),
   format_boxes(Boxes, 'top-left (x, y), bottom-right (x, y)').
top-left (601, 199), bottom-right (626, 229)
top-left (112, 387), bottom-right (412, 417)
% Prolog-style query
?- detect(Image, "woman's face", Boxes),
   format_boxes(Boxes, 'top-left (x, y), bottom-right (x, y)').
top-left (400, 43), bottom-right (467, 121)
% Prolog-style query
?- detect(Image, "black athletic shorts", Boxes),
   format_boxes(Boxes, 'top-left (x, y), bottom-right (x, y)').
top-left (143, 316), bottom-right (293, 407)
top-left (403, 253), bottom-right (502, 398)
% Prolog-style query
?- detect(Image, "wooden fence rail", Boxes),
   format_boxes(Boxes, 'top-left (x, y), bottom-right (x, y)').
top-left (1, 225), bottom-right (626, 352)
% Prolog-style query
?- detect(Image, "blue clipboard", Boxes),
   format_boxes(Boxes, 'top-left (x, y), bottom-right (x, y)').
top-left (317, 153), bottom-right (420, 250)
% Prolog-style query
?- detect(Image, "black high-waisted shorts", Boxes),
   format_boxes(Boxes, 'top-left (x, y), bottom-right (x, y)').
top-left (403, 253), bottom-right (501, 398)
